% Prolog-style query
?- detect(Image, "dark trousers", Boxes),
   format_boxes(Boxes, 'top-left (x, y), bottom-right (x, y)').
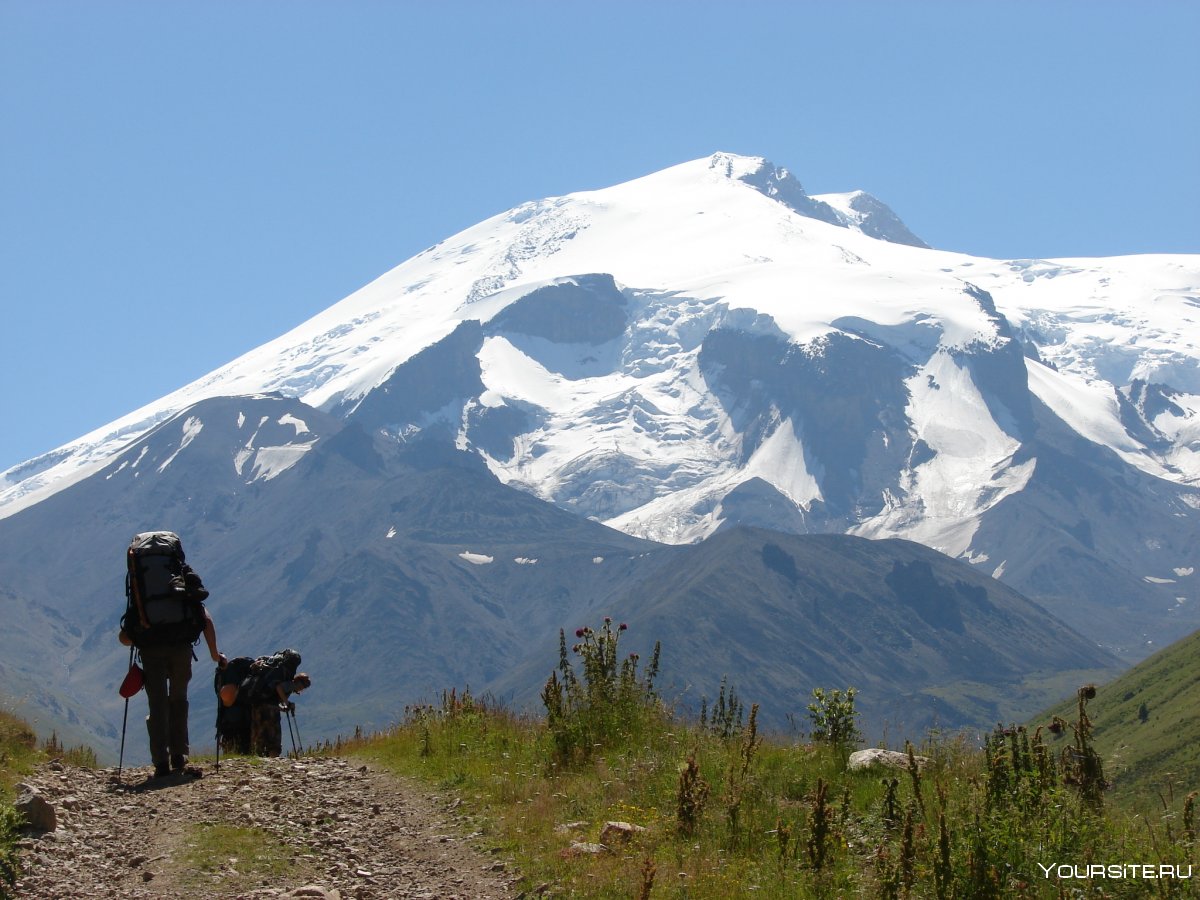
top-left (250, 703), bottom-right (283, 757)
top-left (141, 643), bottom-right (193, 767)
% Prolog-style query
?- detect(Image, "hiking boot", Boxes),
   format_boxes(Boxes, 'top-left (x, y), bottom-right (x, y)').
top-left (153, 762), bottom-right (171, 778)
top-left (170, 754), bottom-right (187, 772)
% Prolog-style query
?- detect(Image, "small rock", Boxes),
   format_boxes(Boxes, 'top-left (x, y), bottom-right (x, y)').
top-left (599, 820), bottom-right (646, 844)
top-left (565, 840), bottom-right (609, 856)
top-left (554, 820), bottom-right (589, 834)
top-left (283, 887), bottom-right (341, 899)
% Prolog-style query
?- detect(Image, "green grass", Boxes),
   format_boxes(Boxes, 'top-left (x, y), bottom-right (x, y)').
top-left (174, 822), bottom-right (296, 893)
top-left (324, 692), bottom-right (1199, 897)
top-left (1041, 628), bottom-right (1200, 807)
top-left (312, 622), bottom-right (1200, 898)
top-left (0, 709), bottom-right (41, 898)
top-left (0, 711), bottom-right (40, 800)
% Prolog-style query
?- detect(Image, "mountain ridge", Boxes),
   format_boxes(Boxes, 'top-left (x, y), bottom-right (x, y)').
top-left (1, 152), bottom-right (1197, 755)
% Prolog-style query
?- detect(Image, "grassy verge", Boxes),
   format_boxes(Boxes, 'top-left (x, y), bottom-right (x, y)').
top-left (173, 822), bottom-right (299, 894)
top-left (315, 622), bottom-right (1198, 898)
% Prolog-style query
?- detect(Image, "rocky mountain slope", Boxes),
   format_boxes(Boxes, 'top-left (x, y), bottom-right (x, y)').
top-left (0, 151), bottom-right (1193, 754)
top-left (4, 153), bottom-right (1197, 657)
top-left (0, 395), bottom-right (1116, 757)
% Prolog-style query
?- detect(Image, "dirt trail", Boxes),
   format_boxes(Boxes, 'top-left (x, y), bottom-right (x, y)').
top-left (13, 756), bottom-right (520, 899)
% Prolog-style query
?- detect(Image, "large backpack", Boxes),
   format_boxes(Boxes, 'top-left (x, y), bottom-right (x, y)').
top-left (239, 649), bottom-right (302, 705)
top-left (121, 531), bottom-right (208, 649)
top-left (215, 656), bottom-right (255, 753)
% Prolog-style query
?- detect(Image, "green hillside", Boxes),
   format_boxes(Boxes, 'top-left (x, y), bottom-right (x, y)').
top-left (1042, 626), bottom-right (1200, 805)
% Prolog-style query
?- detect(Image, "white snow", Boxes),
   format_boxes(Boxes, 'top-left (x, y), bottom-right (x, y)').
top-left (852, 352), bottom-right (1035, 557)
top-left (156, 417), bottom-right (203, 473)
top-left (459, 551), bottom-right (494, 565)
top-left (247, 445), bottom-right (312, 481)
top-left (1, 149), bottom-right (1198, 567)
top-left (278, 414), bottom-right (310, 435)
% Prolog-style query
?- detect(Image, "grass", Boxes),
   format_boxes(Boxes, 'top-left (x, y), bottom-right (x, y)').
top-left (313, 621), bottom-right (1199, 899)
top-left (0, 710), bottom-right (41, 899)
top-left (0, 711), bottom-right (40, 799)
top-left (1043, 628), bottom-right (1200, 808)
top-left (0, 710), bottom-right (100, 899)
top-left (174, 822), bottom-right (298, 893)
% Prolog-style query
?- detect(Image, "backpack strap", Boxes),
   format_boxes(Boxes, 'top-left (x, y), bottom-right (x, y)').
top-left (126, 545), bottom-right (150, 629)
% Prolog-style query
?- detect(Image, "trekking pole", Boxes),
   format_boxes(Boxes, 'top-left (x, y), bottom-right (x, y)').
top-left (285, 706), bottom-right (298, 757)
top-left (117, 645), bottom-right (134, 782)
top-left (215, 706), bottom-right (222, 774)
top-left (291, 708), bottom-right (303, 756)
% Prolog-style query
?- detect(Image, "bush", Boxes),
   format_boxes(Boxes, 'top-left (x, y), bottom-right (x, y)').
top-left (806, 687), bottom-right (861, 758)
top-left (541, 618), bottom-right (661, 761)
top-left (0, 803), bottom-right (19, 898)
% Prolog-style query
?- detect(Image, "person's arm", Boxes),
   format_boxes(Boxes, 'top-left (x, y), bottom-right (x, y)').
top-left (202, 608), bottom-right (227, 667)
top-left (275, 681), bottom-right (295, 711)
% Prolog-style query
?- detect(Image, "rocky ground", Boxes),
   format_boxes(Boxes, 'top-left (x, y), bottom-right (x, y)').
top-left (12, 755), bottom-right (521, 899)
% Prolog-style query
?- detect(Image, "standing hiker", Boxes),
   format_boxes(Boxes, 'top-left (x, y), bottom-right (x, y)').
top-left (120, 531), bottom-right (226, 777)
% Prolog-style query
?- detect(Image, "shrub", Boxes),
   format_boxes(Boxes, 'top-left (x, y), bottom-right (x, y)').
top-left (806, 687), bottom-right (861, 759)
top-left (0, 803), bottom-right (20, 898)
top-left (541, 618), bottom-right (661, 761)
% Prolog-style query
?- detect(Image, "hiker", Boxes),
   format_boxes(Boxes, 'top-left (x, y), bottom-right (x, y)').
top-left (215, 656), bottom-right (256, 755)
top-left (120, 531), bottom-right (226, 778)
top-left (250, 672), bottom-right (311, 757)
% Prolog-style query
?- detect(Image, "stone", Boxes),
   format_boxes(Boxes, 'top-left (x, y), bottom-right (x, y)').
top-left (282, 887), bottom-right (341, 899)
top-left (15, 788), bottom-right (57, 832)
top-left (599, 820), bottom-right (646, 844)
top-left (847, 748), bottom-right (929, 771)
top-left (554, 820), bottom-right (589, 834)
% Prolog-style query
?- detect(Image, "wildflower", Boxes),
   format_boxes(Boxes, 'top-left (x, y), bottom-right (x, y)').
top-left (619, 623), bottom-right (628, 631)
top-left (575, 628), bottom-right (585, 638)
top-left (604, 616), bottom-right (612, 624)
top-left (1080, 684), bottom-right (1097, 700)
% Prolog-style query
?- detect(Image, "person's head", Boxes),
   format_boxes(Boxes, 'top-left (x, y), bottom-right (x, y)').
top-left (293, 673), bottom-right (311, 693)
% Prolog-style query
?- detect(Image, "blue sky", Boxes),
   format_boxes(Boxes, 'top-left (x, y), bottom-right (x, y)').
top-left (2, 1), bottom-right (1197, 473)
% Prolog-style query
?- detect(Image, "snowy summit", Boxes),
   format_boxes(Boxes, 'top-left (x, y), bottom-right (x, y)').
top-left (3, 152), bottom-right (1200, 654)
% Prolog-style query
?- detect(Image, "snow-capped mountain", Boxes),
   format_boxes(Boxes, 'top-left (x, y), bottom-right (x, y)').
top-left (4, 152), bottom-right (1199, 659)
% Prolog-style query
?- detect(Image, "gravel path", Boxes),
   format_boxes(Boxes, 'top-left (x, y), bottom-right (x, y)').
top-left (13, 756), bottom-right (521, 899)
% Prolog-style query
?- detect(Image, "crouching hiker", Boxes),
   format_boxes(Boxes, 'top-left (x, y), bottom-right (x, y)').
top-left (251, 672), bottom-right (311, 756)
top-left (240, 649), bottom-right (308, 757)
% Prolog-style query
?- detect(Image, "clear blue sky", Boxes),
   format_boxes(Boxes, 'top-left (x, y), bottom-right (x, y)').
top-left (2, 1), bottom-right (1197, 473)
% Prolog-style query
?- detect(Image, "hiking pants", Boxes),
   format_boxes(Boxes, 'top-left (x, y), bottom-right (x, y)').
top-left (250, 703), bottom-right (283, 757)
top-left (141, 643), bottom-right (193, 767)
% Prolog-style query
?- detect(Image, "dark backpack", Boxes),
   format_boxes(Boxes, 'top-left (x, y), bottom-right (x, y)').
top-left (215, 656), bottom-right (255, 752)
top-left (240, 649), bottom-right (302, 705)
top-left (121, 531), bottom-right (208, 649)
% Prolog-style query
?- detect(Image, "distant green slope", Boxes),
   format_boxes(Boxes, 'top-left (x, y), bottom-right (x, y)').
top-left (1041, 626), bottom-right (1200, 805)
